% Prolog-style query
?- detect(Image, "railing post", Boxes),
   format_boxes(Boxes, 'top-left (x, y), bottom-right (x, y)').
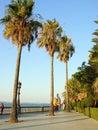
top-left (41, 106), bottom-right (44, 112)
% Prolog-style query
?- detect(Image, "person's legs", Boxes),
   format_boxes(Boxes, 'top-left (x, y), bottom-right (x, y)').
top-left (1, 109), bottom-right (3, 115)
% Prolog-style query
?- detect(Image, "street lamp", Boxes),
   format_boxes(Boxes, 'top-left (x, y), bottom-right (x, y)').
top-left (17, 81), bottom-right (22, 114)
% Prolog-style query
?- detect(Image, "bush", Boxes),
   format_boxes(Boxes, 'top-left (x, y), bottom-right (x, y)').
top-left (85, 95), bottom-right (94, 107)
top-left (81, 99), bottom-right (85, 109)
top-left (84, 107), bottom-right (98, 120)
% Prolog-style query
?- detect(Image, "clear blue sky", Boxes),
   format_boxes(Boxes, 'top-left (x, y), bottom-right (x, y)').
top-left (0, 0), bottom-right (98, 103)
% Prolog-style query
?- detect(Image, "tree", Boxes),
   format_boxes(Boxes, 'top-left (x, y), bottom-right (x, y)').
top-left (92, 20), bottom-right (98, 44)
top-left (57, 36), bottom-right (75, 112)
top-left (89, 20), bottom-right (98, 73)
top-left (37, 19), bottom-right (62, 116)
top-left (72, 62), bottom-right (96, 106)
top-left (0, 0), bottom-right (42, 122)
top-left (67, 78), bottom-right (81, 102)
top-left (73, 62), bottom-right (97, 86)
top-left (88, 44), bottom-right (98, 72)
top-left (88, 19), bottom-right (98, 106)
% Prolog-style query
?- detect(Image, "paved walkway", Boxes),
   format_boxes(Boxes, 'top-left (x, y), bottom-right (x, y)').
top-left (0, 111), bottom-right (98, 130)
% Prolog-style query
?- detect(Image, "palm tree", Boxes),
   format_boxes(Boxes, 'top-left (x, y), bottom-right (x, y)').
top-left (57, 36), bottom-right (75, 112)
top-left (0, 0), bottom-right (42, 122)
top-left (37, 19), bottom-right (62, 116)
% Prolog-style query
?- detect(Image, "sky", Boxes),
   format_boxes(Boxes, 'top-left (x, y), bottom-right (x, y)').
top-left (0, 0), bottom-right (98, 104)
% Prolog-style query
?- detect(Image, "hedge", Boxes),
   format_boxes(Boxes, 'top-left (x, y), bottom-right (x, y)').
top-left (74, 107), bottom-right (98, 121)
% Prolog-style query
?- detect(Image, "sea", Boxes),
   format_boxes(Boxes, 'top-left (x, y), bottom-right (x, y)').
top-left (0, 102), bottom-right (50, 107)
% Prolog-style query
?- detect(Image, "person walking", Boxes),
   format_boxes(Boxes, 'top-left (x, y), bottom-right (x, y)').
top-left (53, 97), bottom-right (58, 111)
top-left (1, 103), bottom-right (4, 115)
top-left (57, 93), bottom-right (61, 110)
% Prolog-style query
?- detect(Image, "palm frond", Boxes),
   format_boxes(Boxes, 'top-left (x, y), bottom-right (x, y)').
top-left (94, 20), bottom-right (98, 24)
top-left (69, 44), bottom-right (75, 57)
top-left (92, 38), bottom-right (98, 44)
top-left (93, 31), bottom-right (98, 36)
top-left (30, 20), bottom-right (42, 28)
top-left (0, 15), bottom-right (11, 24)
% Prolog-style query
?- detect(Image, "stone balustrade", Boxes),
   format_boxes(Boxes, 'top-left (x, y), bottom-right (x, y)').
top-left (2, 106), bottom-right (50, 115)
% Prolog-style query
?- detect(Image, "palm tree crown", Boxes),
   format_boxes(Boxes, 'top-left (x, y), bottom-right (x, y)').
top-left (57, 35), bottom-right (75, 63)
top-left (0, 0), bottom-right (42, 50)
top-left (37, 19), bottom-right (62, 56)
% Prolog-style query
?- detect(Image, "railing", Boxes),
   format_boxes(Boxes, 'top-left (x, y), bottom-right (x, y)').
top-left (3, 106), bottom-right (50, 115)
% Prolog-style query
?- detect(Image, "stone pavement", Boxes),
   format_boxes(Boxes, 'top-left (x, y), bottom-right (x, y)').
top-left (0, 111), bottom-right (98, 130)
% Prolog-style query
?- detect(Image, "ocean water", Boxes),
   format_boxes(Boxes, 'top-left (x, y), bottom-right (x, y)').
top-left (0, 102), bottom-right (50, 107)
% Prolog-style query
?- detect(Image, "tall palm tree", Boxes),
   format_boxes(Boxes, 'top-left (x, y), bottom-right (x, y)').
top-left (37, 19), bottom-right (62, 116)
top-left (57, 35), bottom-right (75, 112)
top-left (0, 0), bottom-right (42, 122)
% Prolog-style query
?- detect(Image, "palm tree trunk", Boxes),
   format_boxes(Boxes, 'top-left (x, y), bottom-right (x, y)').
top-left (9, 44), bottom-right (22, 123)
top-left (65, 61), bottom-right (70, 112)
top-left (48, 55), bottom-right (54, 116)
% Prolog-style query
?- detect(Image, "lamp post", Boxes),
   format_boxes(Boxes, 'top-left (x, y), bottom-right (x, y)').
top-left (17, 81), bottom-right (21, 114)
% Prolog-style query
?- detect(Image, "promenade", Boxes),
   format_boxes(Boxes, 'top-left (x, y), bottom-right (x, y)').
top-left (0, 111), bottom-right (98, 130)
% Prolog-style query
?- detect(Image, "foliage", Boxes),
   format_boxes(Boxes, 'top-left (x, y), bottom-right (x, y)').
top-left (0, 0), bottom-right (42, 51)
top-left (57, 36), bottom-right (75, 63)
top-left (80, 99), bottom-right (85, 109)
top-left (84, 95), bottom-right (94, 107)
top-left (68, 78), bottom-right (81, 102)
top-left (37, 19), bottom-right (62, 56)
top-left (92, 20), bottom-right (98, 44)
top-left (72, 62), bottom-right (97, 87)
top-left (89, 44), bottom-right (98, 73)
top-left (89, 20), bottom-right (98, 72)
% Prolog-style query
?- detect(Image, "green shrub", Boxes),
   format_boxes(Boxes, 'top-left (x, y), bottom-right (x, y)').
top-left (77, 101), bottom-right (81, 108)
top-left (85, 95), bottom-right (94, 107)
top-left (81, 99), bottom-right (85, 109)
